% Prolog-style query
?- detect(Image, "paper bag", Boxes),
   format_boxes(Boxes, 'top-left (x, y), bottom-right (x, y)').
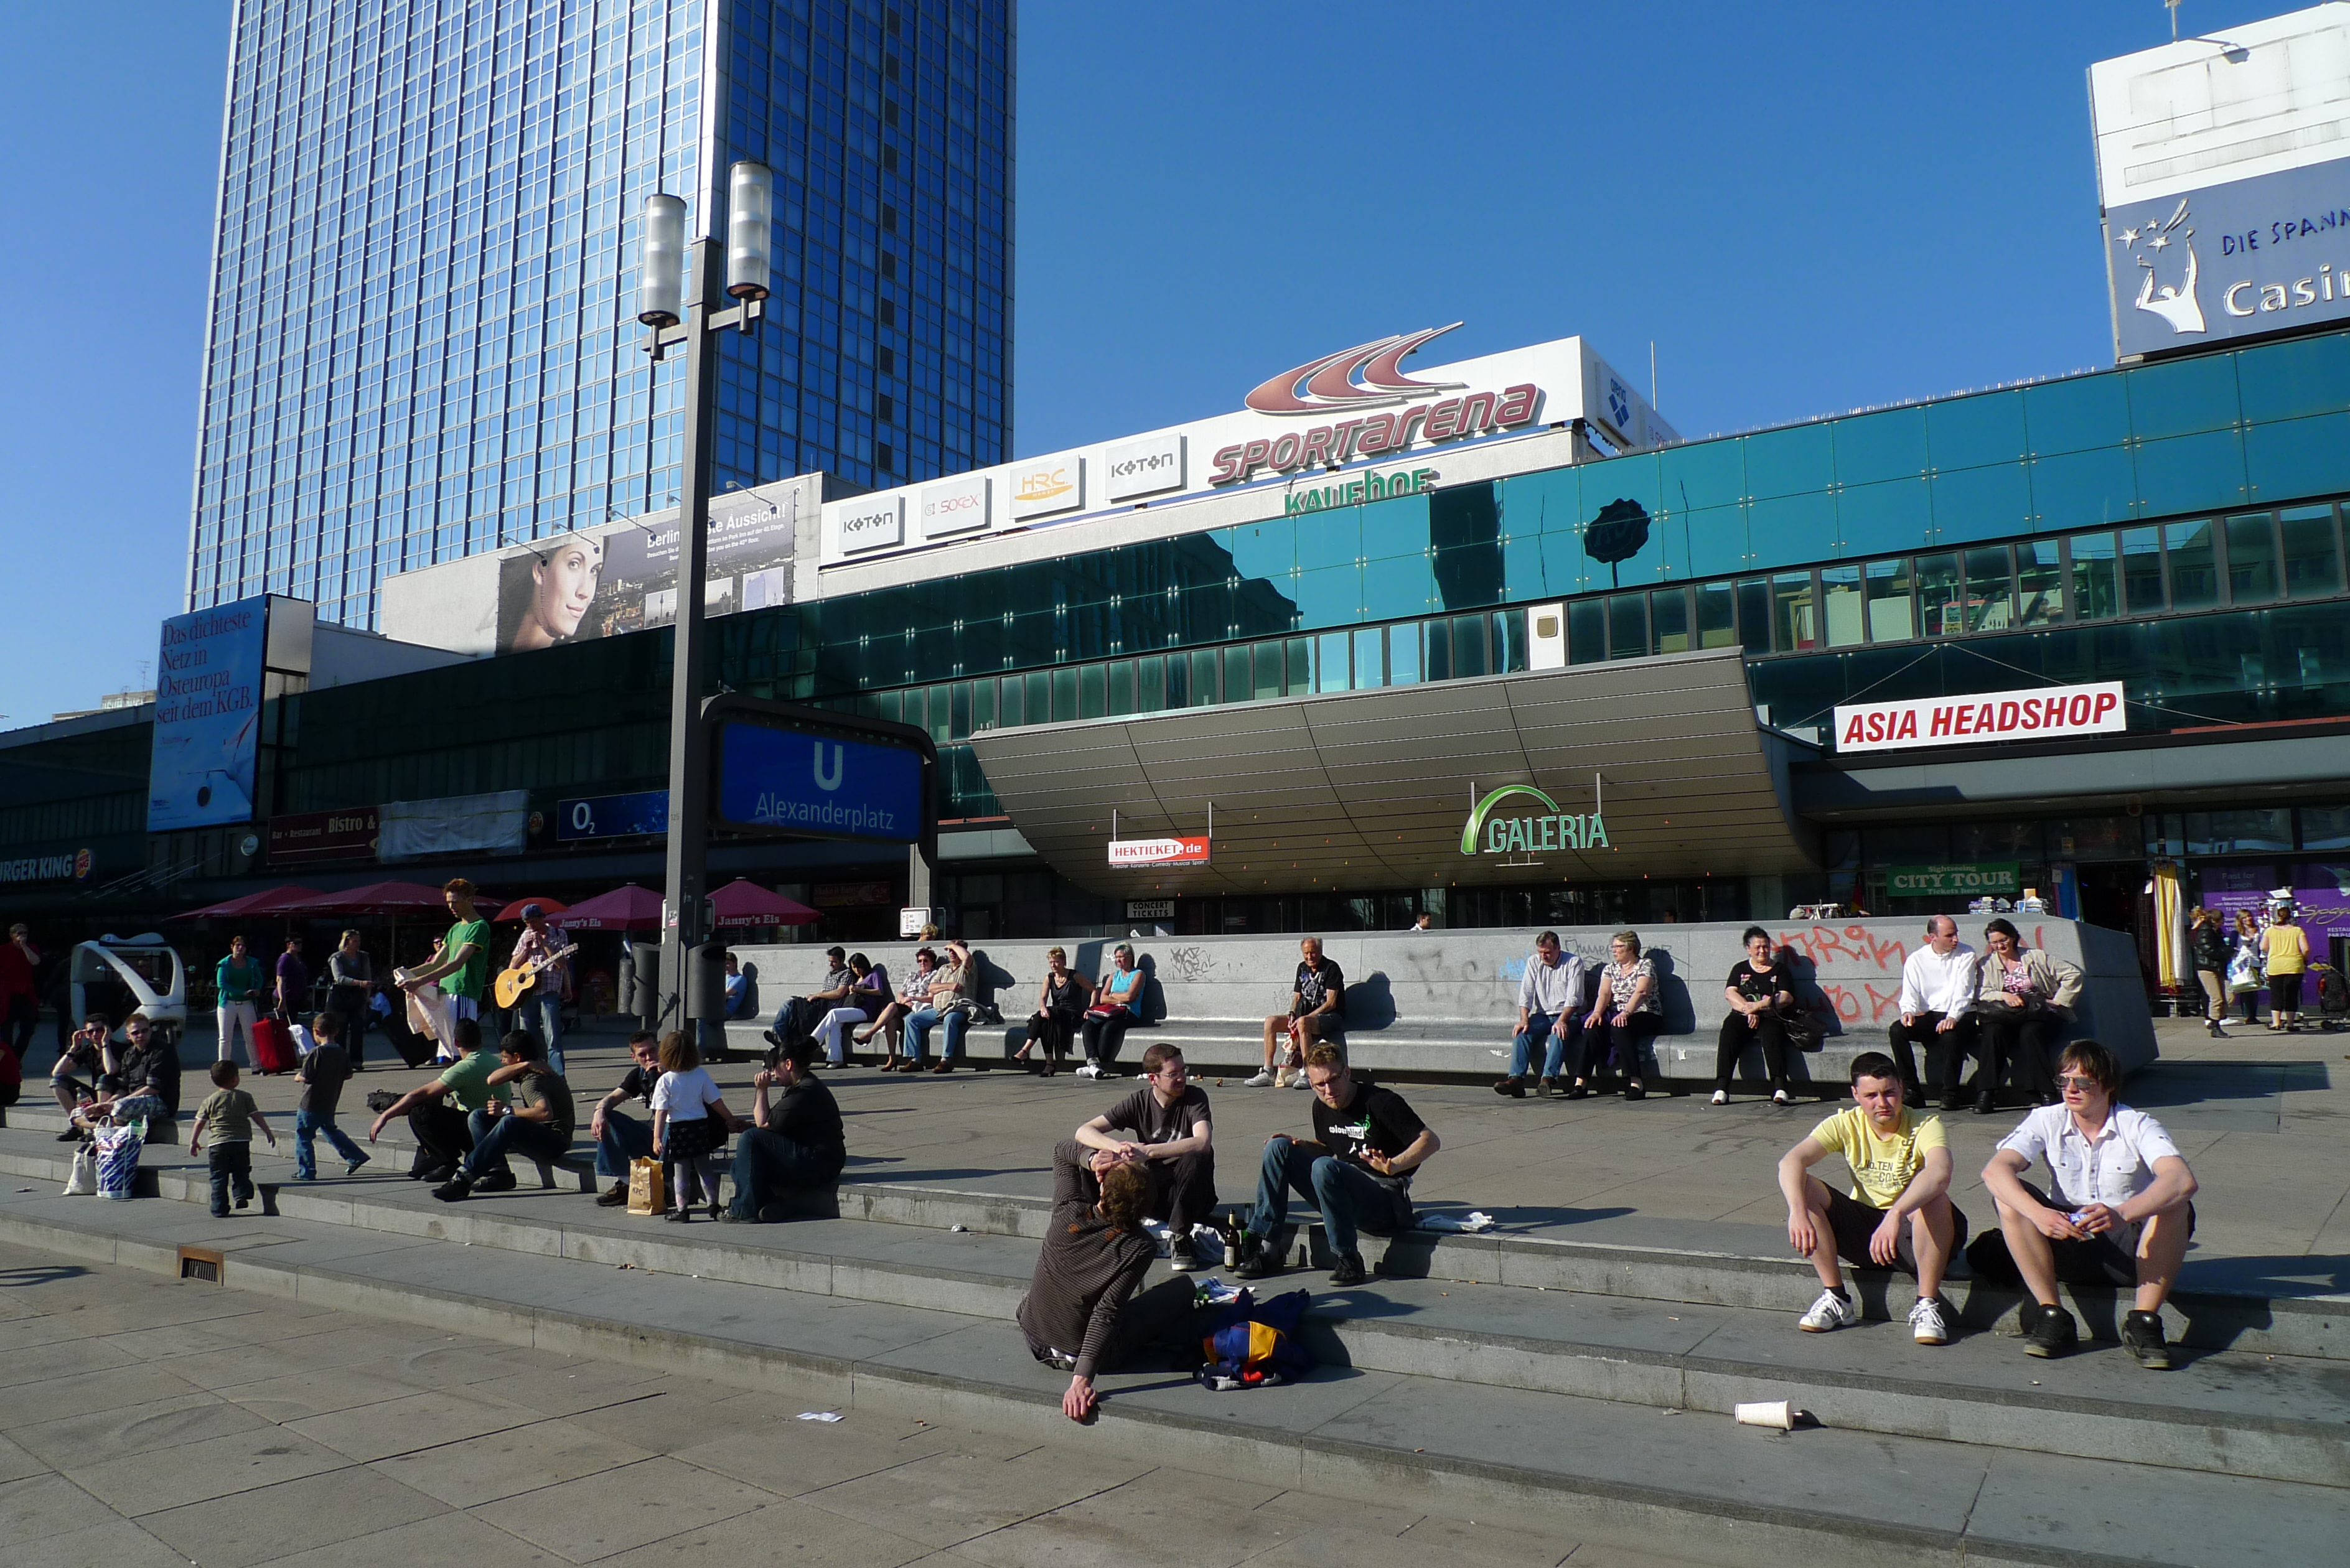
top-left (627, 1155), bottom-right (668, 1215)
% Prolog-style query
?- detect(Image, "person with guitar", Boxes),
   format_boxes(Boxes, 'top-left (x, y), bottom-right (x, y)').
top-left (499, 904), bottom-right (574, 1075)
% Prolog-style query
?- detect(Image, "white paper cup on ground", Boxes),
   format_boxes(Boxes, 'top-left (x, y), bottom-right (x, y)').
top-left (1734, 1399), bottom-right (1797, 1430)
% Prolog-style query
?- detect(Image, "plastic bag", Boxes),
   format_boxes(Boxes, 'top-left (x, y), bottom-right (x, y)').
top-left (93, 1124), bottom-right (143, 1200)
top-left (62, 1144), bottom-right (96, 1196)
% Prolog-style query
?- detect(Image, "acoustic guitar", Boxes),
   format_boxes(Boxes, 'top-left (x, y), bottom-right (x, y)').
top-left (494, 941), bottom-right (579, 1009)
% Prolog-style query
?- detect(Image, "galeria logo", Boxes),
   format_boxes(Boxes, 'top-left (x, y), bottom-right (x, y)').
top-left (1459, 783), bottom-right (1609, 857)
top-left (1245, 324), bottom-right (1466, 414)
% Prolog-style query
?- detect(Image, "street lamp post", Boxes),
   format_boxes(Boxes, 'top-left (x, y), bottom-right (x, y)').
top-left (637, 162), bottom-right (772, 1053)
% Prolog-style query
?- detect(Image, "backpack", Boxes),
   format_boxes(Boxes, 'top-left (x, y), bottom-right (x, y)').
top-left (2314, 963), bottom-right (2348, 1019)
top-left (1196, 1288), bottom-right (1315, 1390)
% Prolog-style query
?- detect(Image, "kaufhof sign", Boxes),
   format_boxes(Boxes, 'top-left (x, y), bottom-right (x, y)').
top-left (1833, 681), bottom-right (2126, 754)
top-left (1108, 834), bottom-right (1211, 868)
top-left (820, 327), bottom-right (1675, 564)
top-left (1460, 785), bottom-right (1610, 857)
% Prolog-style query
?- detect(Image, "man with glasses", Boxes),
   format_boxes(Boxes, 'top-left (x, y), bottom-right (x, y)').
top-left (1975, 1039), bottom-right (2198, 1368)
top-left (1232, 1043), bottom-right (1440, 1287)
top-left (1074, 1043), bottom-right (1215, 1269)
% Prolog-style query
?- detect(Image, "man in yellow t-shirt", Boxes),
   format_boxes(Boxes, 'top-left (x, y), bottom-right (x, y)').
top-left (1776, 1050), bottom-right (1967, 1346)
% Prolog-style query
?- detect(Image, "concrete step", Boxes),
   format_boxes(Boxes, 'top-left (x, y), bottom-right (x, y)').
top-left (4, 1124), bottom-right (2346, 1491)
top-left (8, 1109), bottom-right (2342, 1366)
top-left (0, 1181), bottom-right (2340, 1568)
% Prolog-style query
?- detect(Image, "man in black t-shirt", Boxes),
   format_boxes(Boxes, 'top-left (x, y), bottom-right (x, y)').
top-left (1252, 937), bottom-right (1346, 1088)
top-left (591, 1031), bottom-right (663, 1206)
top-left (438, 1031), bottom-right (576, 1202)
top-left (1075, 1043), bottom-right (1216, 1269)
top-left (1233, 1043), bottom-right (1440, 1286)
top-left (723, 1034), bottom-right (848, 1223)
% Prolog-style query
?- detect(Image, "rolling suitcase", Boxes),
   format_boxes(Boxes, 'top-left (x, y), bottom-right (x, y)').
top-left (251, 1014), bottom-right (297, 1075)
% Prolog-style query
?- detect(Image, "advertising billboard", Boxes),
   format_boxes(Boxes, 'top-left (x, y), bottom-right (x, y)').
top-left (1107, 834), bottom-right (1211, 867)
top-left (149, 596), bottom-right (273, 831)
top-left (2104, 157), bottom-right (2350, 360)
top-left (1832, 681), bottom-right (2126, 754)
top-left (713, 722), bottom-right (926, 842)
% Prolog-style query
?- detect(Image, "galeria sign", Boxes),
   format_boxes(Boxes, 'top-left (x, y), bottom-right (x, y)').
top-left (1107, 835), bottom-right (1210, 867)
top-left (1833, 681), bottom-right (2125, 754)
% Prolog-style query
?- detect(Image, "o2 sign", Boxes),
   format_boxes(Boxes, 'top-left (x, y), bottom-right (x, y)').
top-left (556, 790), bottom-right (669, 842)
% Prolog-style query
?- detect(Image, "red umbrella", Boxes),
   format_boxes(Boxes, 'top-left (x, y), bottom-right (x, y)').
top-left (270, 880), bottom-right (456, 915)
top-left (558, 883), bottom-right (664, 931)
top-left (709, 878), bottom-right (820, 928)
top-left (494, 897), bottom-right (569, 922)
top-left (176, 885), bottom-right (321, 920)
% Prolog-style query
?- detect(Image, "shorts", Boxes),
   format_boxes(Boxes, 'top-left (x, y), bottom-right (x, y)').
top-left (1824, 1188), bottom-right (1969, 1277)
top-left (1967, 1181), bottom-right (2197, 1289)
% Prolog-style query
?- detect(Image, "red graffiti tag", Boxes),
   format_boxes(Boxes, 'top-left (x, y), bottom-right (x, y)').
top-left (1774, 925), bottom-right (1909, 974)
top-left (1817, 982), bottom-right (1903, 1024)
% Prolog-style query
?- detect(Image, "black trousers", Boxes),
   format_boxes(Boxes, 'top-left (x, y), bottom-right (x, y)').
top-left (1024, 1006), bottom-right (1083, 1059)
top-left (1714, 1011), bottom-right (1790, 1092)
top-left (1142, 1148), bottom-right (1218, 1233)
top-left (1975, 1010), bottom-right (2060, 1102)
top-left (407, 1100), bottom-right (474, 1174)
top-left (1080, 1011), bottom-right (1134, 1066)
top-left (1888, 1012), bottom-right (1976, 1099)
top-left (1582, 1014), bottom-right (1659, 1082)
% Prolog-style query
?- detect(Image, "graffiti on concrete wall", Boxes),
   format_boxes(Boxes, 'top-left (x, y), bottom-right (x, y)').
top-left (1774, 922), bottom-right (2047, 1026)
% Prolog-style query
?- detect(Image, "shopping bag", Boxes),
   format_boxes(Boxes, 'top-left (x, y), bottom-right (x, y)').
top-left (289, 1022), bottom-right (317, 1058)
top-left (62, 1144), bottom-right (96, 1196)
top-left (626, 1155), bottom-right (668, 1215)
top-left (1196, 1287), bottom-right (1315, 1391)
top-left (93, 1124), bottom-right (143, 1200)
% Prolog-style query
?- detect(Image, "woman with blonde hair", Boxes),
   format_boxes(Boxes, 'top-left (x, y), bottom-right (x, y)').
top-left (1013, 946), bottom-right (1090, 1076)
top-left (1578, 931), bottom-right (1661, 1101)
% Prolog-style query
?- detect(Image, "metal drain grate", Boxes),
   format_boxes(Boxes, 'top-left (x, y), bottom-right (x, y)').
top-left (178, 1245), bottom-right (225, 1284)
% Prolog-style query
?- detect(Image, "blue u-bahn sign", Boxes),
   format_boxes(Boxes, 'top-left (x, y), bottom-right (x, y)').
top-left (707, 699), bottom-right (932, 847)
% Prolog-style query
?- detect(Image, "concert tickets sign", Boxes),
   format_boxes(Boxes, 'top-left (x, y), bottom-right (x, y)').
top-left (1833, 681), bottom-right (2126, 754)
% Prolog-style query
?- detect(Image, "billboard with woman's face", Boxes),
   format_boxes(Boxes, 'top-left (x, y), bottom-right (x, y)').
top-left (496, 533), bottom-right (605, 653)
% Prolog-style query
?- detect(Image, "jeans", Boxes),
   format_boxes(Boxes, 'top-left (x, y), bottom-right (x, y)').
top-left (463, 1109), bottom-right (573, 1182)
top-left (728, 1127), bottom-right (846, 1219)
top-left (1243, 1135), bottom-right (1411, 1257)
top-left (330, 991), bottom-right (369, 1068)
top-left (1509, 1011), bottom-right (1576, 1078)
top-left (207, 1142), bottom-right (253, 1215)
top-left (217, 1001), bottom-right (258, 1066)
top-left (293, 1109), bottom-right (366, 1179)
top-left (904, 1006), bottom-right (967, 1062)
top-left (594, 1108), bottom-right (656, 1178)
top-left (517, 991), bottom-right (563, 1076)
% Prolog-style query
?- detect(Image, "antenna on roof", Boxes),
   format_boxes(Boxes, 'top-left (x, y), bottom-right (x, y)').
top-left (2167, 0), bottom-right (2181, 42)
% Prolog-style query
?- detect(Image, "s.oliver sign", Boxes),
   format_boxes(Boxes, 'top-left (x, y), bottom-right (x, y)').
top-left (1833, 682), bottom-right (2125, 754)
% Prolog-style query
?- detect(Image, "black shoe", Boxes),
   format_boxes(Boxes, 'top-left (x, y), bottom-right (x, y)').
top-left (431, 1176), bottom-right (472, 1203)
top-left (761, 1029), bottom-right (782, 1048)
top-left (2122, 1309), bottom-right (2173, 1370)
top-left (55, 1127), bottom-right (81, 1142)
top-left (1169, 1233), bottom-right (1201, 1272)
top-left (1623, 1082), bottom-right (1646, 1101)
top-left (1327, 1250), bottom-right (1367, 1287)
top-left (1232, 1233), bottom-right (1275, 1280)
top-left (1565, 1082), bottom-right (1592, 1101)
top-left (717, 1208), bottom-right (749, 1223)
top-left (1939, 1094), bottom-right (1962, 1114)
top-left (595, 1182), bottom-right (629, 1207)
top-left (2023, 1301), bottom-right (2078, 1358)
top-left (473, 1170), bottom-right (518, 1193)
top-left (234, 1195), bottom-right (250, 1210)
top-left (664, 1207), bottom-right (691, 1223)
top-left (757, 1204), bottom-right (795, 1223)
top-left (1492, 1076), bottom-right (1525, 1099)
top-left (1975, 1090), bottom-right (1997, 1115)
top-left (1533, 1075), bottom-right (1557, 1098)
top-left (414, 1164), bottom-right (454, 1185)
top-left (2206, 1020), bottom-right (2226, 1038)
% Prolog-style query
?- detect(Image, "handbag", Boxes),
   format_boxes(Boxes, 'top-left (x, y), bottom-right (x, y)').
top-left (1084, 1004), bottom-right (1128, 1022)
top-left (2227, 946), bottom-right (2262, 994)
top-left (1778, 1004), bottom-right (1825, 1052)
top-left (626, 1154), bottom-right (668, 1215)
top-left (62, 1143), bottom-right (96, 1196)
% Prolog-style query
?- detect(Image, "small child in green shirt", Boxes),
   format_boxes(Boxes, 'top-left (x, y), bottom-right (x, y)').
top-left (190, 1060), bottom-right (277, 1216)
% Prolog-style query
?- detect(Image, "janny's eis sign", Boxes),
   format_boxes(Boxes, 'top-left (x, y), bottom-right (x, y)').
top-left (1833, 681), bottom-right (2125, 754)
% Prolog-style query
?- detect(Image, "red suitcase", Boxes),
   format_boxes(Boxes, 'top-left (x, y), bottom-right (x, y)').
top-left (250, 1015), bottom-right (297, 1075)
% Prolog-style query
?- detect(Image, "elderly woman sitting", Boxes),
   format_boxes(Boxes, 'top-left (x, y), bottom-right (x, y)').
top-left (1970, 918), bottom-right (2083, 1113)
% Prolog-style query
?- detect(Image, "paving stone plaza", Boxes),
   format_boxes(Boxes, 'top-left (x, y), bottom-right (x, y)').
top-left (1, 1013), bottom-right (2344, 1566)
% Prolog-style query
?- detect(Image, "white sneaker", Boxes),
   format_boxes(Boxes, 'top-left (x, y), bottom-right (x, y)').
top-left (1799, 1289), bottom-right (1858, 1333)
top-left (1074, 1062), bottom-right (1098, 1079)
top-left (1909, 1296), bottom-right (1952, 1345)
top-left (1771, 1090), bottom-right (1793, 1106)
top-left (1244, 1070), bottom-right (1275, 1088)
top-left (1289, 1071), bottom-right (1309, 1088)
top-left (1708, 1090), bottom-right (1728, 1106)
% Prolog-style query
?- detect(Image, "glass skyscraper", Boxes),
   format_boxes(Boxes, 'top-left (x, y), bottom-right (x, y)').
top-left (186, 0), bottom-right (1013, 630)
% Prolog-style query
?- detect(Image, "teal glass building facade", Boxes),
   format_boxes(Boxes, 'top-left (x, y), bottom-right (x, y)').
top-left (187, 0), bottom-right (1012, 632)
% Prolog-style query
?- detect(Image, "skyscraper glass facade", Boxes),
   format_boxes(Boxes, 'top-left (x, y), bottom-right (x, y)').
top-left (187, 0), bottom-right (1013, 630)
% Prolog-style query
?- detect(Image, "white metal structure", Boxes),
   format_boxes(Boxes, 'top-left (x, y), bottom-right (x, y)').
top-left (68, 934), bottom-right (188, 1044)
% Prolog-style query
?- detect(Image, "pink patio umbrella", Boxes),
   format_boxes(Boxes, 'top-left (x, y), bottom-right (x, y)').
top-left (709, 878), bottom-right (822, 928)
top-left (264, 880), bottom-right (455, 915)
top-left (556, 883), bottom-right (665, 932)
top-left (174, 885), bottom-right (320, 921)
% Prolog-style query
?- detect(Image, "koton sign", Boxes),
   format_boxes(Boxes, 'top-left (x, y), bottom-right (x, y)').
top-left (836, 496), bottom-right (902, 553)
top-left (1834, 681), bottom-right (2126, 754)
top-left (1107, 835), bottom-right (1211, 868)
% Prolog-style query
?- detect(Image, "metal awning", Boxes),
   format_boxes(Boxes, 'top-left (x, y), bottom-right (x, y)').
top-left (966, 647), bottom-right (1819, 897)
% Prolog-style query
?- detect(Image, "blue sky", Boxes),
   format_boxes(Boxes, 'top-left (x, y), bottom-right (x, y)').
top-left (0, 1), bottom-right (2287, 727)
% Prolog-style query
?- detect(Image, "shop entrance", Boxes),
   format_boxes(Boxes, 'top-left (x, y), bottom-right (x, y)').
top-left (2074, 862), bottom-right (2150, 984)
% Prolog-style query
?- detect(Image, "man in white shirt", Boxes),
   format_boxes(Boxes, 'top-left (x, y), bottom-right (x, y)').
top-left (1975, 1038), bottom-right (2198, 1368)
top-left (1496, 931), bottom-right (1587, 1099)
top-left (1890, 916), bottom-right (1978, 1111)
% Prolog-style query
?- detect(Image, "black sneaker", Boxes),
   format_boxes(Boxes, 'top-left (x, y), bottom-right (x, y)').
top-left (757, 1204), bottom-right (795, 1223)
top-left (1232, 1232), bottom-right (1275, 1280)
top-left (1327, 1250), bottom-right (1367, 1287)
top-left (2023, 1300), bottom-right (2078, 1358)
top-left (55, 1128), bottom-right (80, 1142)
top-left (1533, 1075), bottom-right (1558, 1098)
top-left (1975, 1089), bottom-right (1997, 1115)
top-left (431, 1176), bottom-right (472, 1203)
top-left (473, 1170), bottom-right (518, 1193)
top-left (595, 1181), bottom-right (629, 1208)
top-left (1492, 1076), bottom-right (1525, 1099)
top-left (1169, 1233), bottom-right (1201, 1272)
top-left (1565, 1082), bottom-right (1591, 1101)
top-left (2122, 1309), bottom-right (2173, 1370)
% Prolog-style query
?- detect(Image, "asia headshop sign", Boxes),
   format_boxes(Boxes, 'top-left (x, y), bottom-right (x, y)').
top-left (1834, 681), bottom-right (2126, 754)
top-left (149, 597), bottom-right (270, 831)
top-left (714, 724), bottom-right (924, 842)
top-left (2105, 157), bottom-right (2350, 360)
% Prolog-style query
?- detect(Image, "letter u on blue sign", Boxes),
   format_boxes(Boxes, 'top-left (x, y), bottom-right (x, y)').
top-left (813, 742), bottom-right (844, 791)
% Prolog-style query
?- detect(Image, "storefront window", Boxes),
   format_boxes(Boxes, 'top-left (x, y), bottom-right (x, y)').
top-left (1352, 627), bottom-right (1384, 688)
top-left (1389, 622), bottom-right (1423, 683)
top-left (2046, 815), bottom-right (2137, 860)
top-left (1187, 650), bottom-right (1217, 707)
top-left (1652, 586), bottom-right (1692, 653)
top-left (1865, 557), bottom-right (1914, 641)
top-left (1567, 599), bottom-right (1604, 666)
top-left (1451, 617), bottom-right (1486, 678)
top-left (1736, 579), bottom-right (1771, 654)
top-left (1316, 632), bottom-right (1351, 693)
top-left (2301, 805), bottom-right (2350, 851)
top-left (2120, 526), bottom-right (2166, 613)
top-left (1953, 819), bottom-right (2044, 860)
top-left (2017, 540), bottom-right (2064, 625)
top-left (1137, 656), bottom-right (1166, 712)
top-left (1106, 661), bottom-right (1133, 717)
top-left (1696, 580), bottom-right (1738, 648)
top-left (2184, 808), bottom-right (2292, 854)
top-left (1491, 610), bottom-right (1527, 672)
top-left (1821, 565), bottom-right (1863, 646)
top-left (2071, 532), bottom-right (2119, 620)
top-left (1771, 572), bottom-right (1815, 651)
top-left (2165, 519), bottom-right (2219, 609)
top-left (1250, 640), bottom-right (1283, 701)
top-left (1609, 593), bottom-right (1649, 659)
top-left (2280, 505), bottom-right (2342, 599)
top-left (1965, 546), bottom-right (2013, 632)
top-left (1917, 553), bottom-right (1962, 636)
top-left (1423, 621), bottom-right (1451, 682)
top-left (1077, 665), bottom-right (1105, 721)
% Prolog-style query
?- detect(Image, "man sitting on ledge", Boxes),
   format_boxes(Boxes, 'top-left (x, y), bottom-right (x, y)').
top-left (1018, 1138), bottom-right (1197, 1423)
top-left (1973, 1038), bottom-right (2196, 1369)
top-left (1232, 1044), bottom-right (1439, 1286)
top-left (589, 1032), bottom-right (662, 1207)
top-left (1776, 1050), bottom-right (1965, 1345)
top-left (1074, 1043), bottom-right (1215, 1271)
top-left (721, 1034), bottom-right (846, 1223)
